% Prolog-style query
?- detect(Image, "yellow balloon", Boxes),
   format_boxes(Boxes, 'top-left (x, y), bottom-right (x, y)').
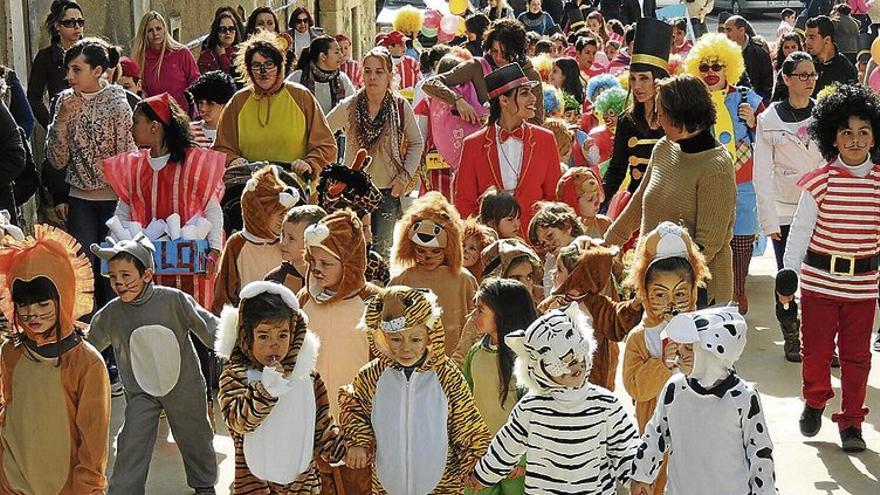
top-left (872, 37), bottom-right (880, 62)
top-left (450, 0), bottom-right (467, 15)
top-left (456, 16), bottom-right (466, 36)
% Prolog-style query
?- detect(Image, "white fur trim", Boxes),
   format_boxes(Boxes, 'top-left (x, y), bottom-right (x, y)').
top-left (279, 190), bottom-right (299, 208)
top-left (240, 281), bottom-right (300, 311)
top-left (216, 305), bottom-right (240, 359)
top-left (245, 177), bottom-right (258, 192)
top-left (304, 223), bottom-right (331, 247)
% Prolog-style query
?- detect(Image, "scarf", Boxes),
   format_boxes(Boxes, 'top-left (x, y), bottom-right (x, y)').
top-left (350, 90), bottom-right (405, 176)
top-left (301, 61), bottom-right (346, 110)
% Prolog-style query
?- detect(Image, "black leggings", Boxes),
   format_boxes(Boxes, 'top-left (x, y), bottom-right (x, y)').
top-left (771, 224), bottom-right (791, 271)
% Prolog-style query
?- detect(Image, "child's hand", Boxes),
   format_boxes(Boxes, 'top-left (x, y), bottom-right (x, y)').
top-left (508, 465), bottom-right (526, 479)
top-left (630, 480), bottom-right (653, 495)
top-left (663, 342), bottom-right (681, 370)
top-left (465, 473), bottom-right (485, 492)
top-left (678, 347), bottom-right (694, 375)
top-left (345, 446), bottom-right (370, 469)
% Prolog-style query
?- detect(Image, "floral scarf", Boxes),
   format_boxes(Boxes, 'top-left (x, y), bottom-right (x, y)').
top-left (349, 90), bottom-right (405, 176)
top-left (300, 61), bottom-right (347, 110)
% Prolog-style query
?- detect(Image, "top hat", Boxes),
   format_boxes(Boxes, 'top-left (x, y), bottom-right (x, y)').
top-left (567, 8), bottom-right (586, 32)
top-left (486, 63), bottom-right (540, 100)
top-left (794, 16), bottom-right (807, 36)
top-left (858, 33), bottom-right (872, 64)
top-left (630, 18), bottom-right (672, 77)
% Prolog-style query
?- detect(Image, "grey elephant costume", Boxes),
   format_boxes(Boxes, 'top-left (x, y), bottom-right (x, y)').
top-left (87, 235), bottom-right (219, 495)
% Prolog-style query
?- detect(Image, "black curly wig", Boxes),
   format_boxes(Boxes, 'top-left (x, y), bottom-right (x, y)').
top-left (810, 84), bottom-right (880, 163)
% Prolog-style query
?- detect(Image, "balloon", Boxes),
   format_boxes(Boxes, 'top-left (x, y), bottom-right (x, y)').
top-left (456, 16), bottom-right (466, 36)
top-left (872, 37), bottom-right (880, 62)
top-left (421, 26), bottom-right (438, 38)
top-left (423, 10), bottom-right (442, 29)
top-left (440, 14), bottom-right (460, 35)
top-left (450, 0), bottom-right (467, 15)
top-left (438, 29), bottom-right (455, 43)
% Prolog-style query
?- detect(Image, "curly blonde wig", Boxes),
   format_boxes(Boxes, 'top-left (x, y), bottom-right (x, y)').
top-left (683, 33), bottom-right (745, 88)
top-left (391, 192), bottom-right (464, 274)
top-left (393, 6), bottom-right (424, 35)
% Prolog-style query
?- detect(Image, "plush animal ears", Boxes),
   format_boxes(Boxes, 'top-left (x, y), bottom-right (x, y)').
top-left (666, 312), bottom-right (700, 344)
top-left (504, 329), bottom-right (527, 357)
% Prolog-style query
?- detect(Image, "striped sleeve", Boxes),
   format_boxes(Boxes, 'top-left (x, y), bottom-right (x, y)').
top-left (630, 381), bottom-right (673, 484)
top-left (605, 394), bottom-right (639, 484)
top-left (473, 402), bottom-right (530, 486)
top-left (313, 372), bottom-right (346, 463)
top-left (218, 364), bottom-right (279, 435)
top-left (338, 367), bottom-right (379, 449)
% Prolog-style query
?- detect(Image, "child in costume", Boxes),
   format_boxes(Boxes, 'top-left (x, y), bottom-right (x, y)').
top-left (462, 217), bottom-right (498, 283)
top-left (390, 192), bottom-right (478, 356)
top-left (462, 278), bottom-right (538, 495)
top-left (528, 201), bottom-right (585, 298)
top-left (469, 303), bottom-right (638, 494)
top-left (315, 148), bottom-right (390, 287)
top-left (586, 86), bottom-right (627, 173)
top-left (0, 225), bottom-right (111, 494)
top-left (213, 165), bottom-right (300, 313)
top-left (265, 205), bottom-right (327, 295)
top-left (630, 307), bottom-right (777, 495)
top-left (340, 286), bottom-right (491, 494)
top-left (541, 237), bottom-right (641, 391)
top-left (478, 188), bottom-right (522, 240)
top-left (216, 281), bottom-right (346, 494)
top-left (556, 166), bottom-right (611, 237)
top-left (781, 84), bottom-right (880, 452)
top-left (621, 222), bottom-right (709, 495)
top-left (87, 235), bottom-right (219, 495)
top-left (298, 209), bottom-right (380, 493)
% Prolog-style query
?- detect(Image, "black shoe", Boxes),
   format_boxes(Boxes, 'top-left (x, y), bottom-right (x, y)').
top-left (840, 427), bottom-right (866, 452)
top-left (831, 353), bottom-right (840, 368)
top-left (194, 488), bottom-right (216, 495)
top-left (799, 404), bottom-right (824, 437)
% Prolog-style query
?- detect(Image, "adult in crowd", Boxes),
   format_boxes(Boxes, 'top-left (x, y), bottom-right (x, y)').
top-left (753, 51), bottom-right (824, 361)
top-left (559, 1), bottom-right (588, 33)
top-left (132, 11), bottom-right (201, 116)
top-left (244, 6), bottom-right (295, 73)
top-left (0, 102), bottom-right (25, 221)
top-left (198, 7), bottom-right (244, 77)
top-left (424, 18), bottom-right (545, 125)
top-left (464, 14), bottom-right (492, 57)
top-left (45, 37), bottom-right (136, 315)
top-left (0, 65), bottom-right (35, 137)
top-left (685, 33), bottom-right (764, 314)
top-left (599, 0), bottom-right (642, 26)
top-left (325, 47), bottom-right (424, 257)
top-left (455, 63), bottom-right (561, 232)
top-left (605, 74), bottom-right (737, 307)
top-left (724, 15), bottom-right (774, 105)
top-left (213, 31), bottom-right (336, 179)
top-left (518, 0), bottom-right (557, 35)
top-left (187, 70), bottom-right (238, 148)
top-left (684, 0), bottom-right (713, 39)
top-left (602, 19), bottom-right (668, 208)
top-left (484, 0), bottom-right (516, 21)
top-left (288, 6), bottom-right (325, 59)
top-left (805, 15), bottom-right (858, 95)
top-left (28, 0), bottom-right (84, 130)
top-left (848, 0), bottom-right (871, 33)
top-left (337, 34), bottom-right (363, 88)
top-left (832, 4), bottom-right (861, 62)
top-left (288, 35), bottom-right (355, 115)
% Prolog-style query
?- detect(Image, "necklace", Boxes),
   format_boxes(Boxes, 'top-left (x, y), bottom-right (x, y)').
top-left (497, 128), bottom-right (521, 191)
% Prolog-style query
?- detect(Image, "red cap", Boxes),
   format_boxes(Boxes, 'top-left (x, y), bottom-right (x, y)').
top-left (378, 30), bottom-right (408, 47)
top-left (142, 93), bottom-right (172, 126)
top-left (118, 56), bottom-right (141, 78)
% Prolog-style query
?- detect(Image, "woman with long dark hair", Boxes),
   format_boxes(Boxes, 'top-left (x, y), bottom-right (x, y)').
top-left (771, 32), bottom-right (804, 101)
top-left (28, 0), bottom-right (84, 129)
top-left (198, 7), bottom-right (244, 76)
top-left (288, 35), bottom-right (355, 114)
top-left (244, 7), bottom-right (296, 73)
top-left (549, 57), bottom-right (585, 104)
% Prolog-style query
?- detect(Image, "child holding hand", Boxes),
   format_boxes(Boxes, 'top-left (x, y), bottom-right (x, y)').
top-left (265, 205), bottom-right (327, 295)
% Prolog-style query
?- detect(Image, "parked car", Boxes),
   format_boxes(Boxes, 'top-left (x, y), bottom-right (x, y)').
top-left (713, 0), bottom-right (803, 16)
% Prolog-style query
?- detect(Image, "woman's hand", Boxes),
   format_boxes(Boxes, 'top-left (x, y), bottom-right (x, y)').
top-left (456, 98), bottom-right (480, 125)
top-left (345, 446), bottom-right (370, 470)
top-left (54, 203), bottom-right (69, 222)
top-left (738, 103), bottom-right (756, 128)
top-left (390, 177), bottom-right (407, 198)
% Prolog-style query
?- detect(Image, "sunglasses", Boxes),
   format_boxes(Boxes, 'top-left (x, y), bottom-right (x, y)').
top-left (249, 61), bottom-right (278, 73)
top-left (60, 18), bottom-right (86, 28)
top-left (217, 26), bottom-right (236, 34)
top-left (295, 17), bottom-right (310, 24)
top-left (698, 63), bottom-right (725, 73)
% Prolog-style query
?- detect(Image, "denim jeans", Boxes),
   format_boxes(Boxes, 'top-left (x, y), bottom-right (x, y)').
top-left (372, 189), bottom-right (402, 260)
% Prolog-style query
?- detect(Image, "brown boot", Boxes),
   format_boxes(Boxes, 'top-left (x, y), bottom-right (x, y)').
top-left (736, 293), bottom-right (749, 315)
top-left (776, 300), bottom-right (801, 362)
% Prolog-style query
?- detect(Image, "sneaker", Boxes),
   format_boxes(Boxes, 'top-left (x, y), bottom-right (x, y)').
top-left (110, 380), bottom-right (124, 397)
top-left (840, 427), bottom-right (866, 453)
top-left (194, 488), bottom-right (216, 495)
top-left (799, 404), bottom-right (824, 437)
top-left (873, 332), bottom-right (880, 352)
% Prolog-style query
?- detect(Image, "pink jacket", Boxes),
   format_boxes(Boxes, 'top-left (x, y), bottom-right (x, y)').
top-left (142, 47), bottom-right (201, 115)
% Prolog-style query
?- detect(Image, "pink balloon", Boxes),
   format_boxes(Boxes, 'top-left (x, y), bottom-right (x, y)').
top-left (440, 14), bottom-right (460, 35)
top-left (423, 10), bottom-right (442, 29)
top-left (438, 29), bottom-right (455, 43)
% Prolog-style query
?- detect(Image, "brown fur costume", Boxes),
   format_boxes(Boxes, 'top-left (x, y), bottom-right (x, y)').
top-left (539, 237), bottom-right (641, 391)
top-left (242, 165), bottom-right (298, 240)
top-left (302, 209), bottom-right (370, 305)
top-left (462, 218), bottom-right (497, 283)
top-left (391, 192), bottom-right (464, 275)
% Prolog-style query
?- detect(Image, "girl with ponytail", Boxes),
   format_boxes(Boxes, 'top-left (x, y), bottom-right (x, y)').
top-left (287, 35), bottom-right (355, 114)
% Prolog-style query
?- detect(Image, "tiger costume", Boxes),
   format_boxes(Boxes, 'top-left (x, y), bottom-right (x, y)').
top-left (217, 281), bottom-right (345, 495)
top-left (338, 286), bottom-right (490, 494)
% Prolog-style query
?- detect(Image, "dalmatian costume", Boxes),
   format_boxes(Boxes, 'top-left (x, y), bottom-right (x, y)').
top-left (630, 306), bottom-right (778, 495)
top-left (474, 303), bottom-right (639, 495)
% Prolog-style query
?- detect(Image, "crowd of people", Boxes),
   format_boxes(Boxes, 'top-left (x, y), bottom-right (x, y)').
top-left (0, 0), bottom-right (878, 494)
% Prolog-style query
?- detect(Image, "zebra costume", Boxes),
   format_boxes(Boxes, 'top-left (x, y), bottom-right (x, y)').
top-left (474, 304), bottom-right (639, 494)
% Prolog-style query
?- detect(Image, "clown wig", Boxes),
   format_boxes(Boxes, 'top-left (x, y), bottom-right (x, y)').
top-left (586, 73), bottom-right (620, 103)
top-left (393, 5), bottom-right (423, 35)
top-left (810, 83), bottom-right (880, 162)
top-left (594, 86), bottom-right (627, 118)
top-left (683, 33), bottom-right (745, 88)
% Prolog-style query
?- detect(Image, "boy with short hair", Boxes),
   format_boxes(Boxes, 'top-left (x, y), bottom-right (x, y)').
top-left (265, 205), bottom-right (327, 295)
top-left (87, 235), bottom-right (219, 495)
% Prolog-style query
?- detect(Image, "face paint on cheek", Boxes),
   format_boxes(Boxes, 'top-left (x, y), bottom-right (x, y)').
top-left (645, 270), bottom-right (695, 324)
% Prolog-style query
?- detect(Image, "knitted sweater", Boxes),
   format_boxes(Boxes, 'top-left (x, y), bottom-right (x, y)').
top-left (605, 135), bottom-right (737, 305)
top-left (141, 48), bottom-right (201, 115)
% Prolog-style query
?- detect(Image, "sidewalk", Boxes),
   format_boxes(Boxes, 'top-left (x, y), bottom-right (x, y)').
top-left (107, 251), bottom-right (880, 494)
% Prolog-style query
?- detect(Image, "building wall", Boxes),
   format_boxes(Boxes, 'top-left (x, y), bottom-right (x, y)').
top-left (0, 2), bottom-right (9, 66)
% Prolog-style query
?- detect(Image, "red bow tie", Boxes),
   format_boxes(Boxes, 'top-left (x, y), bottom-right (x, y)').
top-left (499, 127), bottom-right (525, 143)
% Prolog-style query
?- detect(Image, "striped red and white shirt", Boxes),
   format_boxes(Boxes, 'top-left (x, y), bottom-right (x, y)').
top-left (797, 162), bottom-right (880, 300)
top-left (342, 59), bottom-right (362, 88)
top-left (394, 55), bottom-right (421, 89)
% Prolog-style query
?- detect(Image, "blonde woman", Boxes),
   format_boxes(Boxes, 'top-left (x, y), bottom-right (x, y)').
top-left (325, 47), bottom-right (424, 258)
top-left (132, 11), bottom-right (200, 115)
top-left (483, 0), bottom-right (515, 21)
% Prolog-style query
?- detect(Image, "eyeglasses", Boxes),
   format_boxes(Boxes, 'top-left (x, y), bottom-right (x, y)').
top-left (217, 26), bottom-right (236, 34)
top-left (60, 18), bottom-right (86, 28)
top-left (790, 72), bottom-right (818, 82)
top-left (295, 17), bottom-right (310, 24)
top-left (249, 61), bottom-right (278, 73)
top-left (698, 63), bottom-right (725, 73)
